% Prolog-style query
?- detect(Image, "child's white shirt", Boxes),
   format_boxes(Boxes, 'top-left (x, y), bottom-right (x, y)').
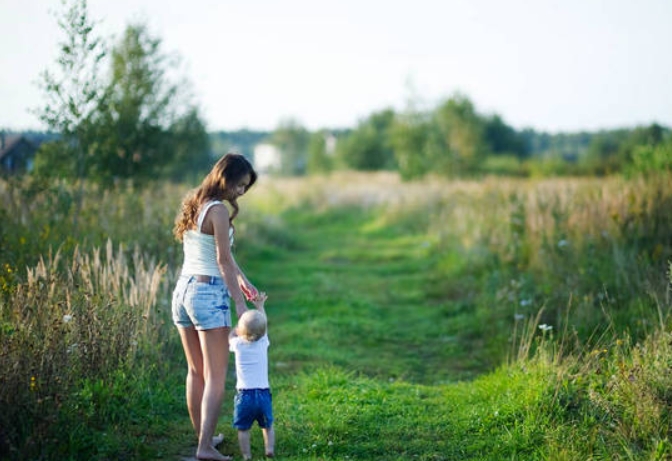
top-left (229, 334), bottom-right (270, 390)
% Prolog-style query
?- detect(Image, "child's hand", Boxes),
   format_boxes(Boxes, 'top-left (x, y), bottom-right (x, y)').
top-left (251, 291), bottom-right (267, 309)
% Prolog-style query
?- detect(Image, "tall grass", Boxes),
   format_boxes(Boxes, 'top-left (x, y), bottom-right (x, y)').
top-left (0, 242), bottom-right (167, 458)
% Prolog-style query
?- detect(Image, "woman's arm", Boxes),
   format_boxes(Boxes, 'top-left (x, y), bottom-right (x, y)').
top-left (208, 204), bottom-right (249, 318)
top-left (231, 254), bottom-right (258, 300)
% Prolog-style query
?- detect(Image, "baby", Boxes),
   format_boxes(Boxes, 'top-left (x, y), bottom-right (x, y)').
top-left (229, 292), bottom-right (275, 459)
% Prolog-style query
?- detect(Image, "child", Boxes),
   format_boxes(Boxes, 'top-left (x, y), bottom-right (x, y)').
top-left (229, 292), bottom-right (275, 459)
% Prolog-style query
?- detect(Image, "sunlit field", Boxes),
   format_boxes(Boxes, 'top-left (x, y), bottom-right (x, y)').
top-left (1, 171), bottom-right (671, 460)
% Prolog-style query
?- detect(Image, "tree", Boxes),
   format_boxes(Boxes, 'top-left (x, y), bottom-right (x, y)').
top-left (390, 110), bottom-right (432, 180)
top-left (337, 109), bottom-right (396, 171)
top-left (33, 0), bottom-right (107, 181)
top-left (270, 119), bottom-right (310, 176)
top-left (483, 114), bottom-right (528, 158)
top-left (432, 94), bottom-right (489, 176)
top-left (96, 23), bottom-right (209, 184)
top-left (34, 4), bottom-right (209, 185)
top-left (306, 130), bottom-right (334, 174)
top-left (164, 108), bottom-right (212, 181)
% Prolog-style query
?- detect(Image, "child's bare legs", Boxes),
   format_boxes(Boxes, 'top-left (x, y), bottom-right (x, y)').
top-left (237, 430), bottom-right (252, 460)
top-left (262, 426), bottom-right (275, 457)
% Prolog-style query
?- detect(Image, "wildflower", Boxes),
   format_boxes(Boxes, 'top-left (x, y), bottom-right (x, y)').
top-left (30, 376), bottom-right (37, 391)
top-left (63, 314), bottom-right (73, 323)
top-left (538, 324), bottom-right (553, 332)
top-left (519, 299), bottom-right (532, 307)
top-left (557, 239), bottom-right (569, 248)
top-left (514, 314), bottom-right (525, 321)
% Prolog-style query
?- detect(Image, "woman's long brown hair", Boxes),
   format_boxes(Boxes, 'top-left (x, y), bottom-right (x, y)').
top-left (173, 153), bottom-right (257, 241)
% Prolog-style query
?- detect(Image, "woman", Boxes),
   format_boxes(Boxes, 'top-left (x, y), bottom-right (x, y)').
top-left (172, 153), bottom-right (259, 461)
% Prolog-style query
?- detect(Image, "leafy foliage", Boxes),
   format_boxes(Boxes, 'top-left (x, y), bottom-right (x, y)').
top-left (33, 1), bottom-right (210, 185)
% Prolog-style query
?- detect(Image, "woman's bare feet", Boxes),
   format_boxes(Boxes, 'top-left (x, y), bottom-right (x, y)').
top-left (195, 445), bottom-right (232, 461)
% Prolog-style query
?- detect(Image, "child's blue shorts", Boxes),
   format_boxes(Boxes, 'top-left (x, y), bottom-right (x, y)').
top-left (233, 388), bottom-right (274, 430)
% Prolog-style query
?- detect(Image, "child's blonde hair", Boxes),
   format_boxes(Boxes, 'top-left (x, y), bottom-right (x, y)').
top-left (237, 310), bottom-right (267, 342)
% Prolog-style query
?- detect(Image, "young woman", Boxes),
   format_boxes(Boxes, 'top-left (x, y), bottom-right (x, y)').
top-left (172, 153), bottom-right (259, 460)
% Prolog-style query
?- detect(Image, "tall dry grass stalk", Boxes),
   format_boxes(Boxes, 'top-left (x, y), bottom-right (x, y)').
top-left (0, 241), bottom-right (166, 453)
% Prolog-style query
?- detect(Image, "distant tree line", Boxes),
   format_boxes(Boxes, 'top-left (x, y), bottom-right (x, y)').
top-left (206, 93), bottom-right (670, 180)
top-left (249, 93), bottom-right (670, 179)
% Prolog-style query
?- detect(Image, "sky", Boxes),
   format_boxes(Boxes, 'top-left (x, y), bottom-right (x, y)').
top-left (1, 0), bottom-right (672, 133)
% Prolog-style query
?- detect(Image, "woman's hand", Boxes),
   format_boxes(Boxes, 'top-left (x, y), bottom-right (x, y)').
top-left (238, 276), bottom-right (258, 301)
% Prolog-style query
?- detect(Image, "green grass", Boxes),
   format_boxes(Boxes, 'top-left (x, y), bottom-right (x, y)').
top-left (1, 172), bottom-right (672, 460)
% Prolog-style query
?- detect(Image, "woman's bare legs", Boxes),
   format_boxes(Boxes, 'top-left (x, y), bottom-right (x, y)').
top-left (177, 326), bottom-right (231, 461)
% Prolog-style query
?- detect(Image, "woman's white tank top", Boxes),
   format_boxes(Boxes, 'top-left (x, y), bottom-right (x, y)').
top-left (181, 201), bottom-right (234, 277)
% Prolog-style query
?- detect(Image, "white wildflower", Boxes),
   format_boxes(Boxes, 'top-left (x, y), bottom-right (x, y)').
top-left (63, 314), bottom-right (73, 323)
top-left (539, 324), bottom-right (553, 332)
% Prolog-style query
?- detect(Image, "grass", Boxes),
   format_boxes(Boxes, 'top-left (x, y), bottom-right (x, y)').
top-left (1, 171), bottom-right (671, 460)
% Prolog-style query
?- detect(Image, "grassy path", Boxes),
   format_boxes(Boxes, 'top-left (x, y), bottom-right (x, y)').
top-left (160, 204), bottom-right (554, 460)
top-left (131, 185), bottom-right (672, 460)
top-left (246, 204), bottom-right (492, 384)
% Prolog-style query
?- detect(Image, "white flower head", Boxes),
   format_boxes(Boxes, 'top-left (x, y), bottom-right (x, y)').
top-left (63, 314), bottom-right (73, 323)
top-left (539, 324), bottom-right (553, 332)
top-left (557, 239), bottom-right (569, 248)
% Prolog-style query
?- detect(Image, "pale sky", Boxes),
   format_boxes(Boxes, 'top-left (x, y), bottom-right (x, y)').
top-left (2, 0), bottom-right (671, 133)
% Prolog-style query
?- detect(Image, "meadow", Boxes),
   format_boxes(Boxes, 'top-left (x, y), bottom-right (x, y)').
top-left (1, 171), bottom-right (671, 460)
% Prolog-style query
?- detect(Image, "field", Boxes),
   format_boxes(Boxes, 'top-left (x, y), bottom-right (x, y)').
top-left (1, 172), bottom-right (671, 460)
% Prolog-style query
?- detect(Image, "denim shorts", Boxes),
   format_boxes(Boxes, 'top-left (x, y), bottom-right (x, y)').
top-left (233, 388), bottom-right (274, 430)
top-left (172, 275), bottom-right (231, 330)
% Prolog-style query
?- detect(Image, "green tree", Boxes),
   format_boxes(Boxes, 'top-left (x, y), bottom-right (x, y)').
top-left (432, 94), bottom-right (489, 176)
top-left (164, 108), bottom-right (212, 182)
top-left (390, 110), bottom-right (432, 180)
top-left (270, 119), bottom-right (310, 176)
top-left (306, 130), bottom-right (334, 174)
top-left (33, 0), bottom-right (107, 181)
top-left (483, 114), bottom-right (528, 158)
top-left (34, 3), bottom-right (209, 185)
top-left (96, 23), bottom-right (209, 184)
top-left (337, 109), bottom-right (396, 171)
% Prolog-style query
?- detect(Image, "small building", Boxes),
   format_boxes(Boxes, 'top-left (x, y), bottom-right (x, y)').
top-left (0, 133), bottom-right (38, 175)
top-left (253, 143), bottom-right (281, 174)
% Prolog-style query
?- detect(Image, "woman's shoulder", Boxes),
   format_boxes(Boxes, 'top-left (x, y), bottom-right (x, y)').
top-left (203, 201), bottom-right (230, 221)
